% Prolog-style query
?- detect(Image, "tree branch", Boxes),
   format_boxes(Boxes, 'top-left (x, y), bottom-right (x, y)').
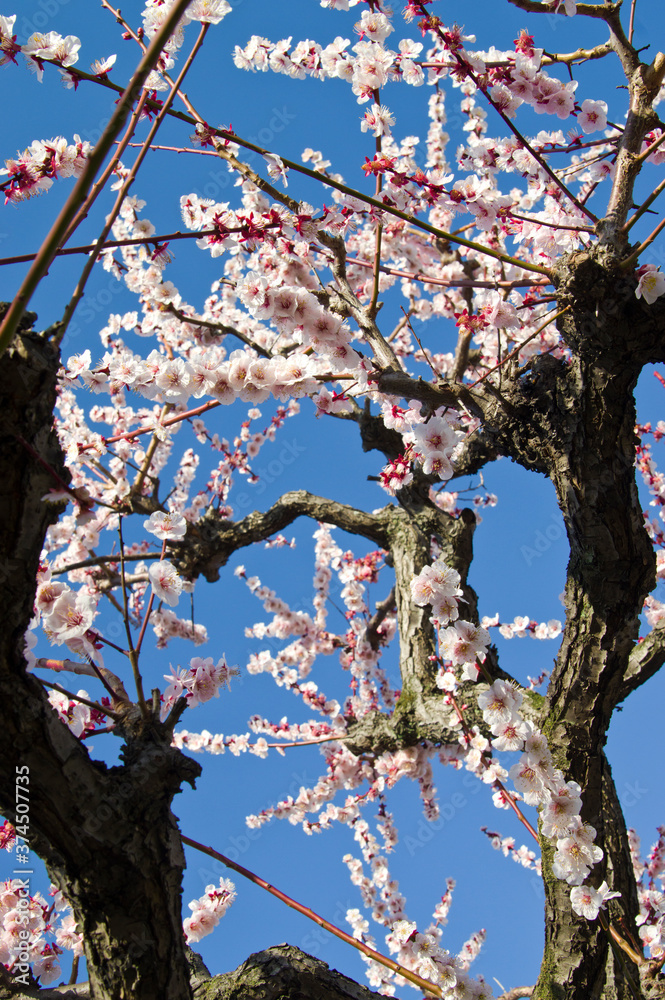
top-left (374, 370), bottom-right (486, 420)
top-left (618, 621), bottom-right (665, 701)
top-left (175, 491), bottom-right (389, 583)
top-left (317, 234), bottom-right (402, 373)
top-left (542, 41), bottom-right (613, 66)
top-left (506, 0), bottom-right (622, 17)
top-left (192, 944), bottom-right (385, 1000)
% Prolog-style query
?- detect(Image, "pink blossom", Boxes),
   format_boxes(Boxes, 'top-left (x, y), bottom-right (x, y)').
top-left (145, 511), bottom-right (188, 540)
top-left (636, 265), bottom-right (665, 304)
top-left (570, 881), bottom-right (620, 919)
top-left (439, 621), bottom-right (489, 667)
top-left (148, 560), bottom-right (183, 607)
top-left (44, 591), bottom-right (96, 642)
top-left (578, 99), bottom-right (608, 134)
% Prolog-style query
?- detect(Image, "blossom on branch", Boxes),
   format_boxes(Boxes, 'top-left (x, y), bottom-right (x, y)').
top-left (148, 560), bottom-right (183, 606)
top-left (145, 510), bottom-right (188, 540)
top-left (578, 99), bottom-right (608, 134)
top-left (183, 879), bottom-right (236, 943)
top-left (636, 265), bottom-right (665, 305)
top-left (570, 881), bottom-right (620, 920)
top-left (360, 103), bottom-right (395, 137)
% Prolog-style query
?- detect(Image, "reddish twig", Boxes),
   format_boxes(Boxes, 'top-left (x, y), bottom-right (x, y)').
top-left (181, 834), bottom-right (445, 997)
top-left (0, 0), bottom-right (197, 355)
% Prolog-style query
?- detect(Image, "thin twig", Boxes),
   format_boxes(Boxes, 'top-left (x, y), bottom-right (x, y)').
top-left (134, 539), bottom-right (167, 658)
top-left (338, 253), bottom-right (548, 290)
top-left (368, 90), bottom-right (384, 318)
top-left (0, 0), bottom-right (197, 354)
top-left (633, 128), bottom-right (665, 168)
top-left (598, 910), bottom-right (643, 1000)
top-left (165, 304), bottom-right (272, 357)
top-left (622, 177), bottom-right (665, 232)
top-left (0, 228), bottom-right (221, 268)
top-left (36, 680), bottom-right (120, 721)
top-left (118, 517), bottom-right (149, 717)
top-left (181, 834), bottom-right (445, 997)
top-left (620, 217), bottom-right (665, 269)
top-left (132, 404), bottom-right (171, 497)
top-left (56, 23), bottom-right (210, 344)
top-left (506, 212), bottom-right (595, 234)
top-left (628, 0), bottom-right (638, 44)
top-left (468, 306), bottom-right (571, 388)
top-left (52, 553), bottom-right (160, 575)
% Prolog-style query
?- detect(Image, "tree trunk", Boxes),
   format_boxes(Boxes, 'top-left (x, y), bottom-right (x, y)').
top-left (0, 323), bottom-right (200, 1000)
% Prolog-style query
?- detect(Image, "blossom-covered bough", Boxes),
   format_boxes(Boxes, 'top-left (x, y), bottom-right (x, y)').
top-left (0, 0), bottom-right (665, 997)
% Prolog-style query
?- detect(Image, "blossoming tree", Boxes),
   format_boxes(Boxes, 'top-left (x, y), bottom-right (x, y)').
top-left (0, 0), bottom-right (664, 998)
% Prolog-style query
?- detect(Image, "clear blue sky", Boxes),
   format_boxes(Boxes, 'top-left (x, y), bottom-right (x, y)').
top-left (2, 0), bottom-right (664, 995)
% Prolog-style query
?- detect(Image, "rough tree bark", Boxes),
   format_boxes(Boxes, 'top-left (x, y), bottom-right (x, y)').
top-left (0, 944), bottom-right (385, 1000)
top-left (0, 317), bottom-right (200, 1000)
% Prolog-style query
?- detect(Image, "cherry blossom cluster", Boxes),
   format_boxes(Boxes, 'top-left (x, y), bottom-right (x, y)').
top-left (0, 878), bottom-right (83, 987)
top-left (636, 422), bottom-right (665, 521)
top-left (183, 878), bottom-right (236, 945)
top-left (636, 421), bottom-right (665, 627)
top-left (236, 566), bottom-right (341, 711)
top-left (64, 341), bottom-right (329, 411)
top-left (242, 744), bottom-right (436, 838)
top-left (478, 679), bottom-right (614, 919)
top-left (142, 0), bottom-right (231, 39)
top-left (343, 814), bottom-right (491, 997)
top-left (161, 655), bottom-right (234, 717)
top-left (410, 556), bottom-right (489, 685)
top-left (232, 16), bottom-right (425, 117)
top-left (233, 2), bottom-right (605, 166)
top-left (409, 552), bottom-right (614, 919)
top-left (46, 380), bottom-right (304, 659)
top-left (168, 523), bottom-right (392, 760)
top-left (480, 614), bottom-right (562, 641)
top-left (0, 134), bottom-right (91, 204)
top-left (0, 2), bottom-right (232, 106)
top-left (46, 688), bottom-right (108, 738)
top-left (378, 406), bottom-right (465, 493)
top-left (245, 743), bottom-right (373, 833)
top-left (173, 730), bottom-right (252, 755)
top-left (33, 566), bottom-right (100, 664)
top-left (382, 909), bottom-right (490, 996)
top-left (628, 827), bottom-right (665, 957)
top-left (481, 828), bottom-right (541, 874)
top-left (150, 609), bottom-right (207, 648)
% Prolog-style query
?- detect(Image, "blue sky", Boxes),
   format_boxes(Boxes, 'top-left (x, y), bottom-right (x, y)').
top-left (2, 0), bottom-right (665, 995)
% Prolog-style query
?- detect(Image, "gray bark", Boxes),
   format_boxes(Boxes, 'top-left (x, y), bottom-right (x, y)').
top-left (0, 945), bottom-right (385, 1000)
